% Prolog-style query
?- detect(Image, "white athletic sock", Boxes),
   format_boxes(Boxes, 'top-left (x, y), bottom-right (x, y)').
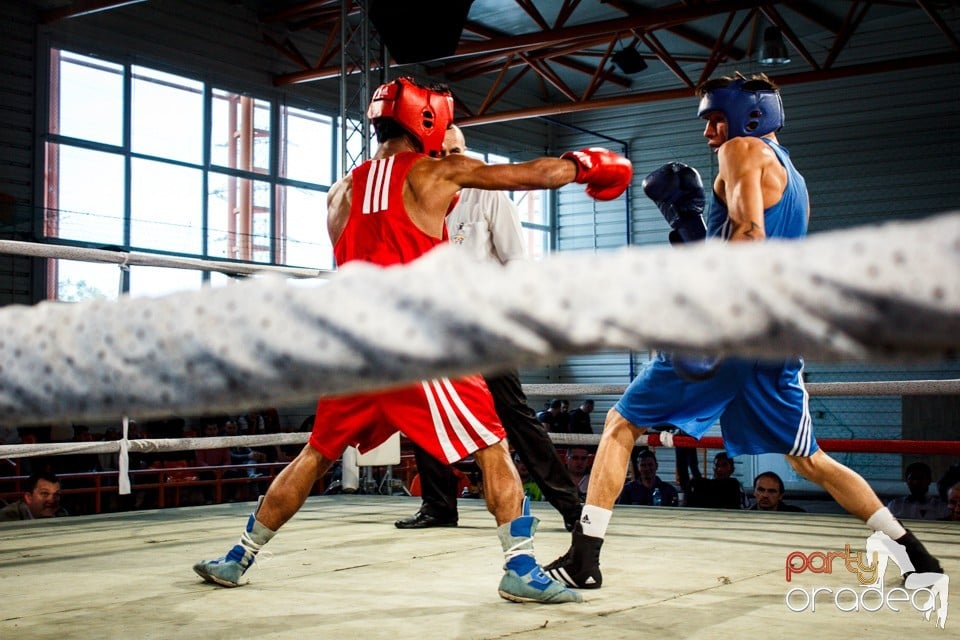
top-left (866, 507), bottom-right (907, 540)
top-left (240, 517), bottom-right (276, 554)
top-left (579, 504), bottom-right (612, 539)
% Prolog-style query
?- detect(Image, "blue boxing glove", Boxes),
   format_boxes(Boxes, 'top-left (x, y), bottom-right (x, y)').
top-left (642, 162), bottom-right (707, 245)
top-left (672, 353), bottom-right (722, 382)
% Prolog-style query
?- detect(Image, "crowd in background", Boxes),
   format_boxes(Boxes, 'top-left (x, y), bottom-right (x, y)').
top-left (0, 408), bottom-right (311, 518)
top-left (3, 402), bottom-right (959, 524)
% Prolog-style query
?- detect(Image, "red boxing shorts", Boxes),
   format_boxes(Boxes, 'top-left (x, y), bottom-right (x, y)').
top-left (309, 375), bottom-right (504, 464)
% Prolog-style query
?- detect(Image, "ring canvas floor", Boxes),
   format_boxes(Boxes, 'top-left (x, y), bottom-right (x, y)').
top-left (1, 495), bottom-right (955, 639)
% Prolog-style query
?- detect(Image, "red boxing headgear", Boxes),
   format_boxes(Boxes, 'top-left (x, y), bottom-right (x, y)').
top-left (367, 77), bottom-right (454, 157)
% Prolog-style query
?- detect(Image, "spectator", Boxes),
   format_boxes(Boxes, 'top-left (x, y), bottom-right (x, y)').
top-left (225, 419), bottom-right (267, 469)
top-left (272, 418), bottom-right (302, 464)
top-left (244, 409), bottom-right (278, 464)
top-left (887, 462), bottom-right (948, 521)
top-left (536, 399), bottom-right (566, 433)
top-left (97, 426), bottom-right (121, 474)
top-left (618, 449), bottom-right (679, 506)
top-left (749, 471), bottom-right (805, 512)
top-left (61, 424), bottom-right (99, 474)
top-left (0, 472), bottom-right (69, 521)
top-left (686, 451), bottom-right (747, 509)
top-left (194, 417), bottom-right (232, 504)
top-left (223, 418), bottom-right (264, 501)
top-left (515, 455), bottom-right (544, 502)
top-left (942, 482), bottom-right (960, 521)
top-left (672, 428), bottom-right (702, 496)
top-left (568, 400), bottom-right (595, 435)
top-left (936, 463), bottom-right (960, 501)
top-left (238, 410), bottom-right (265, 435)
top-left (565, 447), bottom-right (592, 499)
top-left (557, 399), bottom-right (571, 433)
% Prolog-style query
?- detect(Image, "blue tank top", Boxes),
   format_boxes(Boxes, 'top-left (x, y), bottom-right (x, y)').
top-left (706, 139), bottom-right (809, 240)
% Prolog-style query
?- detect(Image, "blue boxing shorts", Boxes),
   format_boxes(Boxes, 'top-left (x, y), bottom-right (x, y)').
top-left (614, 352), bottom-right (817, 457)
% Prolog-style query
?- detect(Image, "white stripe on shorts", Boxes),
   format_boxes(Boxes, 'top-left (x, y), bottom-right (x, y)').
top-left (789, 367), bottom-right (813, 457)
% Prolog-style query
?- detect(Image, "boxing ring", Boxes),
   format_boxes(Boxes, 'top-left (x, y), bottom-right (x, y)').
top-left (1, 212), bottom-right (959, 637)
top-left (2, 498), bottom-right (955, 638)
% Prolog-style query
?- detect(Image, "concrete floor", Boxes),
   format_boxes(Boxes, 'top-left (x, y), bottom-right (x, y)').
top-left (0, 495), bottom-right (955, 639)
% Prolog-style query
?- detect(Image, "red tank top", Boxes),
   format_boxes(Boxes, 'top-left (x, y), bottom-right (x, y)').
top-left (335, 151), bottom-right (447, 267)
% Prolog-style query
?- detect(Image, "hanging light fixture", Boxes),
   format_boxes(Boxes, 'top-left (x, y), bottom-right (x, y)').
top-left (612, 46), bottom-right (648, 74)
top-left (758, 27), bottom-right (791, 66)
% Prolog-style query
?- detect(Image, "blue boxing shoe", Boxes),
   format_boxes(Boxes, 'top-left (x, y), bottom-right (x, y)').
top-left (193, 542), bottom-right (254, 588)
top-left (499, 550), bottom-right (583, 603)
top-left (496, 499), bottom-right (582, 604)
top-left (194, 506), bottom-right (276, 588)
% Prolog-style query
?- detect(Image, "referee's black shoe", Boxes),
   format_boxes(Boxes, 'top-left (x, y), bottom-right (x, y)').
top-left (394, 510), bottom-right (458, 529)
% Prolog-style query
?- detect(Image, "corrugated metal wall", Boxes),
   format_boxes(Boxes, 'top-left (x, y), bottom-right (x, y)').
top-left (0, 2), bottom-right (39, 305)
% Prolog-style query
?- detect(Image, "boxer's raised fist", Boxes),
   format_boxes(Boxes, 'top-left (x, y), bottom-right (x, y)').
top-left (561, 148), bottom-right (633, 201)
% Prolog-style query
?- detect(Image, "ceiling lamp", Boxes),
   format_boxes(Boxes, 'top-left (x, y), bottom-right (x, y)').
top-left (612, 46), bottom-right (648, 74)
top-left (758, 27), bottom-right (791, 66)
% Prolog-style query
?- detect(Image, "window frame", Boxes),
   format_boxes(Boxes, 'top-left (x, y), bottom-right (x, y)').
top-left (40, 46), bottom-right (337, 301)
top-left (39, 44), bottom-right (554, 302)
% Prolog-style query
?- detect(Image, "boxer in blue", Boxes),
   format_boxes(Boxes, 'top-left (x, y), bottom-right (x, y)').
top-left (546, 72), bottom-right (943, 589)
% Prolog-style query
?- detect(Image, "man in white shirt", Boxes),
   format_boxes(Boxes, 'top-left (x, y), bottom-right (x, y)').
top-left (396, 125), bottom-right (583, 531)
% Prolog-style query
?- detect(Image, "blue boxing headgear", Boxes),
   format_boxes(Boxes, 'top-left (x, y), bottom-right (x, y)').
top-left (697, 79), bottom-right (784, 138)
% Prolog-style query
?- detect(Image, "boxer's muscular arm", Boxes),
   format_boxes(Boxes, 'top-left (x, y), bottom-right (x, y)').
top-left (716, 137), bottom-right (767, 243)
top-left (716, 137), bottom-right (792, 243)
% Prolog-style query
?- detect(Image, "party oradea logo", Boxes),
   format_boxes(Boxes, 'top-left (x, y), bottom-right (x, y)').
top-left (784, 531), bottom-right (948, 629)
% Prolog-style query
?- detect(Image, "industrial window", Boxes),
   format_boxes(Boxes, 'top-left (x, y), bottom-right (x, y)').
top-left (44, 48), bottom-right (333, 301)
top-left (43, 48), bottom-right (550, 301)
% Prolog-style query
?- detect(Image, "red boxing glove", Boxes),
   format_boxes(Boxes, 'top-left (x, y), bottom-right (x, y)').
top-left (561, 148), bottom-right (633, 201)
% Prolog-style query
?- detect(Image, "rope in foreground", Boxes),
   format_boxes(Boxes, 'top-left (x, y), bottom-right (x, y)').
top-left (0, 211), bottom-right (957, 427)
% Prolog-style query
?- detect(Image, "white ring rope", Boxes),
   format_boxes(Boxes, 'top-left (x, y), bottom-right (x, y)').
top-left (0, 211), bottom-right (956, 429)
top-left (0, 239), bottom-right (324, 279)
top-left (523, 379), bottom-right (960, 398)
top-left (0, 433), bottom-right (311, 460)
top-left (1, 377), bottom-right (956, 461)
top-left (2, 374), bottom-right (957, 462)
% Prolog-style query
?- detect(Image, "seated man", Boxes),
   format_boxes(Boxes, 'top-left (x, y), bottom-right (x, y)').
top-left (686, 451), bottom-right (747, 509)
top-left (749, 471), bottom-right (805, 512)
top-left (618, 449), bottom-right (678, 506)
top-left (887, 462), bottom-right (948, 521)
top-left (565, 447), bottom-right (592, 500)
top-left (0, 472), bottom-right (69, 521)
